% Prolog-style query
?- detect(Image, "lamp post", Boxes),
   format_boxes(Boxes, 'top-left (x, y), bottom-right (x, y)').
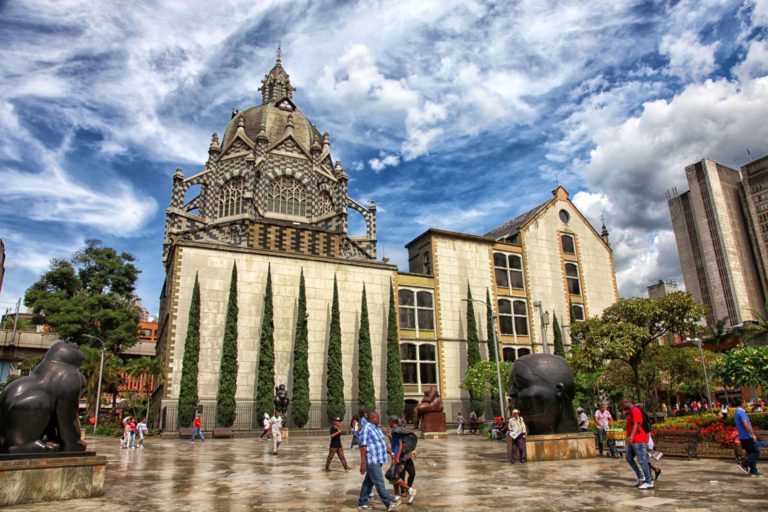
top-left (83, 334), bottom-right (106, 435)
top-left (532, 302), bottom-right (550, 353)
top-left (693, 338), bottom-right (713, 406)
top-left (463, 298), bottom-right (506, 420)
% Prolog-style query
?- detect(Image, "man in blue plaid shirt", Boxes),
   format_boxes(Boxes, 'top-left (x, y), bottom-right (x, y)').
top-left (358, 411), bottom-right (400, 511)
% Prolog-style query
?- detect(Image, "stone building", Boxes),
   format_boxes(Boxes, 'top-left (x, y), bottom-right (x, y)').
top-left (668, 157), bottom-right (767, 328)
top-left (156, 56), bottom-right (619, 430)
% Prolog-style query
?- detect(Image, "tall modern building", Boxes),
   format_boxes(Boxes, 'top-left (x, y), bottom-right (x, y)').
top-left (647, 279), bottom-right (678, 300)
top-left (157, 55), bottom-right (619, 430)
top-left (668, 158), bottom-right (766, 327)
top-left (740, 154), bottom-right (768, 296)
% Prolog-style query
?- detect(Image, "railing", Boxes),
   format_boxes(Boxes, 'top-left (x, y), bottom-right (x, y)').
top-left (0, 329), bottom-right (156, 356)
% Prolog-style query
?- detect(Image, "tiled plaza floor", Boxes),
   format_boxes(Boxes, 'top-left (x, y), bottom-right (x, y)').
top-left (6, 433), bottom-right (766, 511)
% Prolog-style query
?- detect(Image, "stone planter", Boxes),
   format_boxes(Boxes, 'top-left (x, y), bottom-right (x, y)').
top-left (696, 441), bottom-right (737, 459)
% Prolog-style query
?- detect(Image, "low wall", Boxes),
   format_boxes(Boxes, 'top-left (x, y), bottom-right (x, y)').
top-left (507, 432), bottom-right (596, 462)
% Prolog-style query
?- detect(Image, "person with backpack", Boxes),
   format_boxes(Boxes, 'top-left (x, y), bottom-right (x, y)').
top-left (620, 398), bottom-right (653, 489)
top-left (386, 416), bottom-right (417, 504)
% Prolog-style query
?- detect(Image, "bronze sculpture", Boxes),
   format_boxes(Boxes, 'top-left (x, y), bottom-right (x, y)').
top-left (413, 385), bottom-right (444, 429)
top-left (507, 354), bottom-right (579, 435)
top-left (0, 341), bottom-right (87, 454)
top-left (274, 384), bottom-right (290, 416)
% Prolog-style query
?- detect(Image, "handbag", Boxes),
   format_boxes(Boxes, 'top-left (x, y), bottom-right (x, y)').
top-left (385, 462), bottom-right (403, 482)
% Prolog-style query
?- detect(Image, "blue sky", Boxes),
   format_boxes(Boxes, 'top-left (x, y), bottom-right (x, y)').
top-left (1, 0), bottom-right (767, 317)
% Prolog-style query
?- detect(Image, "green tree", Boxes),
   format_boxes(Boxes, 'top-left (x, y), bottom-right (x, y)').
top-left (386, 280), bottom-right (404, 417)
top-left (553, 312), bottom-right (566, 358)
top-left (326, 275), bottom-right (345, 422)
top-left (79, 345), bottom-right (124, 419)
top-left (291, 269), bottom-right (311, 428)
top-left (465, 285), bottom-right (483, 414)
top-left (705, 318), bottom-right (736, 353)
top-left (126, 356), bottom-right (165, 427)
top-left (24, 239), bottom-right (141, 353)
top-left (461, 361), bottom-right (512, 417)
top-left (357, 284), bottom-right (376, 414)
top-left (570, 292), bottom-right (705, 401)
top-left (178, 273), bottom-right (201, 427)
top-left (713, 345), bottom-right (768, 399)
top-left (255, 265), bottom-right (275, 418)
top-left (744, 303), bottom-right (768, 344)
top-left (216, 262), bottom-right (239, 427)
top-left (485, 288), bottom-right (496, 362)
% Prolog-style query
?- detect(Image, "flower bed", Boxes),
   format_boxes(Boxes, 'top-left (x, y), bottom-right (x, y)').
top-left (652, 413), bottom-right (767, 459)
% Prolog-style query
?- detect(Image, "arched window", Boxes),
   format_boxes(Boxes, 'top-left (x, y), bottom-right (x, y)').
top-left (498, 299), bottom-right (529, 336)
top-left (316, 190), bottom-right (334, 217)
top-left (217, 177), bottom-right (244, 218)
top-left (518, 348), bottom-right (531, 357)
top-left (565, 262), bottom-right (582, 296)
top-left (502, 347), bottom-right (516, 362)
top-left (571, 303), bottom-right (585, 321)
top-left (267, 176), bottom-right (307, 217)
top-left (561, 234), bottom-right (575, 255)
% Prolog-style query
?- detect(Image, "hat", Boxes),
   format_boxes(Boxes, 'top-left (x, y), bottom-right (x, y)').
top-left (333, 416), bottom-right (341, 422)
top-left (388, 415), bottom-right (399, 423)
top-left (577, 407), bottom-right (584, 412)
top-left (512, 409), bottom-right (520, 414)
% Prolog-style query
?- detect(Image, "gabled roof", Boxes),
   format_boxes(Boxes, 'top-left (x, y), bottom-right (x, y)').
top-left (484, 201), bottom-right (548, 240)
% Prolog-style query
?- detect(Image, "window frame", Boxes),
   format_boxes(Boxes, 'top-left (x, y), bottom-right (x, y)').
top-left (398, 288), bottom-right (435, 334)
top-left (571, 303), bottom-right (585, 322)
top-left (399, 341), bottom-right (438, 393)
top-left (565, 262), bottom-right (582, 296)
top-left (493, 251), bottom-right (525, 290)
top-left (561, 234), bottom-right (576, 255)
top-left (497, 298), bottom-right (529, 337)
top-left (266, 176), bottom-right (307, 217)
top-left (217, 177), bottom-right (245, 218)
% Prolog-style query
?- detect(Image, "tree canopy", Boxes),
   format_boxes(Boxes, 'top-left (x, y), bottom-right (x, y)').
top-left (713, 345), bottom-right (768, 394)
top-left (24, 239), bottom-right (141, 353)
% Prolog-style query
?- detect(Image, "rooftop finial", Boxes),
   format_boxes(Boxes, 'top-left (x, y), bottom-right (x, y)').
top-left (276, 41), bottom-right (282, 63)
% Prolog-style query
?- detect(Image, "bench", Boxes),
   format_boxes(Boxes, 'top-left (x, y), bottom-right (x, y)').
top-left (654, 430), bottom-right (698, 458)
top-left (465, 421), bottom-right (486, 435)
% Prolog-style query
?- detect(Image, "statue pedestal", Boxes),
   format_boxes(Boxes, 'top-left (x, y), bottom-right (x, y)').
top-left (419, 412), bottom-right (447, 439)
top-left (0, 452), bottom-right (106, 506)
top-left (506, 432), bottom-right (596, 462)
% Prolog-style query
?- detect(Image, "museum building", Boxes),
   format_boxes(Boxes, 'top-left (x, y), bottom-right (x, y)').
top-left (156, 56), bottom-right (619, 430)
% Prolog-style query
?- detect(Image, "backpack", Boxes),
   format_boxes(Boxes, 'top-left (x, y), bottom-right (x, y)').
top-left (394, 427), bottom-right (418, 455)
top-left (638, 407), bottom-right (651, 435)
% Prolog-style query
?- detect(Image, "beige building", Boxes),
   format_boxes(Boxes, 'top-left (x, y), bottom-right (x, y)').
top-left (156, 56), bottom-right (619, 430)
top-left (668, 158), bottom-right (766, 327)
top-left (741, 154), bottom-right (768, 297)
top-left (647, 279), bottom-right (679, 299)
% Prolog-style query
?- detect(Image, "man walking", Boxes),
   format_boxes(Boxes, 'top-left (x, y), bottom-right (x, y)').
top-left (270, 409), bottom-right (284, 455)
top-left (594, 403), bottom-right (614, 457)
top-left (735, 398), bottom-right (761, 476)
top-left (190, 414), bottom-right (205, 442)
top-left (508, 409), bottom-right (527, 463)
top-left (326, 416), bottom-right (352, 471)
top-left (358, 412), bottom-right (400, 511)
top-left (620, 398), bottom-right (653, 489)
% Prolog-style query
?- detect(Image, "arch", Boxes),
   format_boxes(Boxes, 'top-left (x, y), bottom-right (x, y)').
top-left (217, 177), bottom-right (244, 218)
top-left (266, 176), bottom-right (307, 217)
top-left (316, 190), bottom-right (334, 217)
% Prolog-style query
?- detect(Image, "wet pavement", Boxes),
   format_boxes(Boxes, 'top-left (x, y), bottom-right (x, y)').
top-left (5, 433), bottom-right (766, 511)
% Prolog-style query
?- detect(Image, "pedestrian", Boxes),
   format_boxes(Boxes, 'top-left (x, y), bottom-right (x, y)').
top-left (190, 414), bottom-right (205, 442)
top-left (576, 407), bottom-right (589, 432)
top-left (120, 416), bottom-right (131, 448)
top-left (594, 403), bottom-right (614, 457)
top-left (398, 413), bottom-right (407, 428)
top-left (357, 411), bottom-right (400, 511)
top-left (647, 434), bottom-right (662, 481)
top-left (351, 415), bottom-right (360, 448)
top-left (386, 416), bottom-right (417, 504)
top-left (735, 398), bottom-right (761, 476)
top-left (456, 412), bottom-right (465, 435)
top-left (259, 413), bottom-right (270, 440)
top-left (128, 417), bottom-right (137, 448)
top-left (620, 398), bottom-right (653, 489)
top-left (720, 403), bottom-right (729, 419)
top-left (326, 416), bottom-right (352, 472)
top-left (508, 409), bottom-right (527, 463)
top-left (269, 409), bottom-right (284, 455)
top-left (136, 418), bottom-right (148, 448)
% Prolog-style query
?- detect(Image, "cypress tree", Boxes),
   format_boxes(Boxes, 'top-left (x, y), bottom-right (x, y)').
top-left (326, 275), bottom-right (345, 422)
top-left (386, 280), bottom-right (404, 417)
top-left (466, 284), bottom-right (483, 415)
top-left (485, 288), bottom-right (496, 362)
top-left (553, 312), bottom-right (566, 358)
top-left (178, 273), bottom-right (201, 428)
top-left (255, 265), bottom-right (275, 418)
top-left (216, 262), bottom-right (239, 427)
top-left (291, 269), bottom-right (310, 428)
top-left (357, 284), bottom-right (376, 414)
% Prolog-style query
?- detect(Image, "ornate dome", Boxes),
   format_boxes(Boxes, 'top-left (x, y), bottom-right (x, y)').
top-left (220, 101), bottom-right (321, 154)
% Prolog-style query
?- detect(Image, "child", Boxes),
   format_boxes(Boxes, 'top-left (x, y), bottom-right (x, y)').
top-left (456, 412), bottom-right (465, 435)
top-left (350, 415), bottom-right (360, 448)
top-left (128, 417), bottom-right (137, 448)
top-left (136, 418), bottom-right (148, 448)
top-left (259, 413), bottom-right (270, 440)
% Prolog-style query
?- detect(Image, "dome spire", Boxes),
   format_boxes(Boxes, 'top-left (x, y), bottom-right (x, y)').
top-left (259, 44), bottom-right (295, 104)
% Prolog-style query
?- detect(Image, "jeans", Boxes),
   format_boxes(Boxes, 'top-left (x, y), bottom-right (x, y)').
top-left (596, 428), bottom-right (606, 455)
top-left (191, 428), bottom-right (205, 441)
top-left (626, 442), bottom-right (652, 484)
top-left (740, 438), bottom-right (760, 474)
top-left (129, 431), bottom-right (135, 448)
top-left (359, 462), bottom-right (393, 507)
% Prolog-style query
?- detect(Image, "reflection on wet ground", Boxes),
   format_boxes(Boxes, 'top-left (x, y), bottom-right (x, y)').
top-left (6, 433), bottom-right (767, 511)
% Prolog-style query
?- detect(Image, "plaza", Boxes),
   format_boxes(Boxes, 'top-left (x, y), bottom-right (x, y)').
top-left (5, 434), bottom-right (765, 512)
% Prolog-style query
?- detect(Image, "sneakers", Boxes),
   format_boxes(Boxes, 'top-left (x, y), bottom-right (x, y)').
top-left (653, 452), bottom-right (664, 461)
top-left (387, 501), bottom-right (401, 511)
top-left (633, 479), bottom-right (644, 487)
top-left (738, 462), bottom-right (751, 475)
top-left (408, 488), bottom-right (417, 504)
top-left (638, 482), bottom-right (654, 490)
top-left (653, 469), bottom-right (662, 481)
top-left (393, 495), bottom-right (401, 502)
top-left (357, 506), bottom-right (373, 511)
top-left (751, 471), bottom-right (761, 477)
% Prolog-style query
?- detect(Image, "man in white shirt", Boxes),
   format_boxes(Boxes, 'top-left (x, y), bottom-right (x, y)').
top-left (269, 409), bottom-right (284, 455)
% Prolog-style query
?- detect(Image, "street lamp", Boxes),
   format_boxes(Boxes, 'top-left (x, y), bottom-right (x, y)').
top-left (693, 338), bottom-right (713, 406)
top-left (532, 302), bottom-right (550, 353)
top-left (463, 298), bottom-right (506, 420)
top-left (83, 334), bottom-right (106, 435)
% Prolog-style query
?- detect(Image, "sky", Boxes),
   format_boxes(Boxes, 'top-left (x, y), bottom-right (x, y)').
top-left (1, 0), bottom-right (767, 317)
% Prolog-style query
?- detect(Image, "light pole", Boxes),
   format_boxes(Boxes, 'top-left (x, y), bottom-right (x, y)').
top-left (83, 335), bottom-right (106, 435)
top-left (463, 298), bottom-right (506, 420)
top-left (532, 302), bottom-right (550, 353)
top-left (694, 338), bottom-right (713, 406)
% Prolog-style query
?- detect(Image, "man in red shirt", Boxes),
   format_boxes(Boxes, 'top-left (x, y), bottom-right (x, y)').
top-left (191, 414), bottom-right (205, 442)
top-left (620, 398), bottom-right (652, 489)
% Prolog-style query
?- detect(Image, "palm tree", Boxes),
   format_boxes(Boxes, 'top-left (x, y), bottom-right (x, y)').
top-left (705, 318), bottom-right (735, 353)
top-left (80, 345), bottom-right (124, 420)
top-left (745, 302), bottom-right (768, 345)
top-left (127, 356), bottom-right (165, 426)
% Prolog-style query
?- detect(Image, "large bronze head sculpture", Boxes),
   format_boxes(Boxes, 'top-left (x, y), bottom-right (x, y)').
top-left (507, 354), bottom-right (578, 435)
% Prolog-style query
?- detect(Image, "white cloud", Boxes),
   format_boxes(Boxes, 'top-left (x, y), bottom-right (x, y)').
top-left (752, 0), bottom-right (768, 25)
top-left (734, 40), bottom-right (768, 81)
top-left (660, 31), bottom-right (719, 81)
top-left (368, 152), bottom-right (401, 172)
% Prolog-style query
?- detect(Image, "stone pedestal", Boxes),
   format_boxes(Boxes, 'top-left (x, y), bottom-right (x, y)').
top-left (419, 412), bottom-right (447, 439)
top-left (506, 432), bottom-right (596, 462)
top-left (0, 453), bottom-right (106, 506)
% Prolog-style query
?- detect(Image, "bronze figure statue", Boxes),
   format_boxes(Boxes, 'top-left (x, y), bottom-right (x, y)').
top-left (0, 341), bottom-right (87, 454)
top-left (274, 384), bottom-right (290, 416)
top-left (507, 354), bottom-right (579, 435)
top-left (413, 385), bottom-right (444, 429)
